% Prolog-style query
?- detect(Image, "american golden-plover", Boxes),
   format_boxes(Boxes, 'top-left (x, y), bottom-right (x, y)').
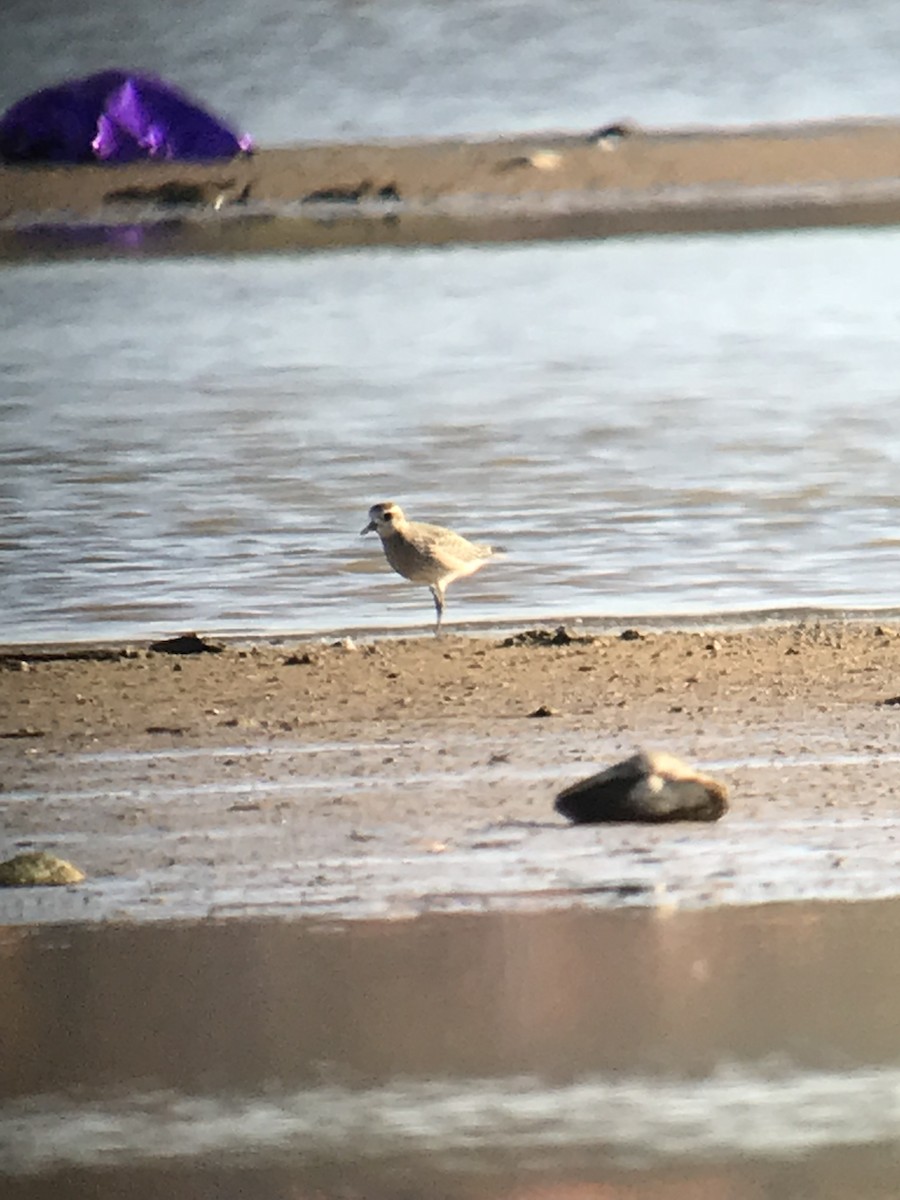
top-left (361, 501), bottom-right (500, 633)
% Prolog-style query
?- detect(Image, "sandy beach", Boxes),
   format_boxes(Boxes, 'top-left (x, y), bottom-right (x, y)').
top-left (4, 115), bottom-right (900, 922)
top-left (3, 620), bottom-right (900, 924)
top-left (5, 116), bottom-right (900, 258)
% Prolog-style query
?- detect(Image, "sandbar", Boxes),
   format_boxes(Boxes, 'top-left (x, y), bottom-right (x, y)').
top-left (4, 117), bottom-right (900, 258)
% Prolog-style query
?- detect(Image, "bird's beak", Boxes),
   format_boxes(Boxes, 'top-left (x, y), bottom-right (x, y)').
top-left (361, 520), bottom-right (376, 535)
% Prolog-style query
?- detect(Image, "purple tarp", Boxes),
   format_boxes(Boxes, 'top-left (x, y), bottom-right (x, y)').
top-left (0, 71), bottom-right (252, 164)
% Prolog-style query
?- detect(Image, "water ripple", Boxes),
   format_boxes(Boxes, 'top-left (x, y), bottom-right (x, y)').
top-left (6, 1062), bottom-right (900, 1175)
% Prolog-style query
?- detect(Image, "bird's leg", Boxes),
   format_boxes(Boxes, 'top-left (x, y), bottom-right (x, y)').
top-left (429, 584), bottom-right (445, 636)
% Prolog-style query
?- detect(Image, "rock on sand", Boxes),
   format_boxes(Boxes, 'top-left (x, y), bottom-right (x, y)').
top-left (555, 749), bottom-right (728, 824)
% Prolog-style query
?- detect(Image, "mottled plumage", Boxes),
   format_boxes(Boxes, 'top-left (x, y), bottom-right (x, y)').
top-left (361, 501), bottom-right (499, 633)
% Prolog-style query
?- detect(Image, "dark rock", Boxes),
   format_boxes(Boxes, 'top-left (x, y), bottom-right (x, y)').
top-left (108, 180), bottom-right (251, 208)
top-left (148, 633), bottom-right (222, 655)
top-left (495, 155), bottom-right (534, 171)
top-left (555, 749), bottom-right (728, 824)
top-left (106, 182), bottom-right (210, 206)
top-left (0, 647), bottom-right (123, 664)
top-left (586, 121), bottom-right (637, 144)
top-left (303, 181), bottom-right (372, 204)
top-left (503, 626), bottom-right (592, 647)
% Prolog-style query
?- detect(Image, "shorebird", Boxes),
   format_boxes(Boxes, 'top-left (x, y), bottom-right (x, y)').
top-left (361, 501), bottom-right (500, 633)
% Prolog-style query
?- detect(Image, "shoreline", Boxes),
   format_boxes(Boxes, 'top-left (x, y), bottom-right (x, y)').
top-left (4, 115), bottom-right (900, 258)
top-left (3, 619), bottom-right (900, 925)
top-left (6, 618), bottom-right (898, 749)
top-left (5, 602), bottom-right (900, 658)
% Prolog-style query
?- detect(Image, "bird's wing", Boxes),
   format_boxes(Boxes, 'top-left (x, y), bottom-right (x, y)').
top-left (411, 523), bottom-right (493, 561)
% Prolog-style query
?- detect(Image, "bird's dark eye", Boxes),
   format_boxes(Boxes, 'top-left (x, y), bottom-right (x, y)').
top-left (384, 511), bottom-right (393, 521)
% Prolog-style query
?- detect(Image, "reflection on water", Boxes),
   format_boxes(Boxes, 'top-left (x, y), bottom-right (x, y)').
top-left (5, 229), bottom-right (900, 642)
top-left (4, 900), bottom-right (900, 1196)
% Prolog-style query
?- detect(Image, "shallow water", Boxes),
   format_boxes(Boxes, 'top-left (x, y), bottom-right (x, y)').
top-left (6, 0), bottom-right (900, 643)
top-left (5, 900), bottom-right (900, 1196)
top-left (4, 229), bottom-right (900, 642)
top-left (6, 0), bottom-right (900, 142)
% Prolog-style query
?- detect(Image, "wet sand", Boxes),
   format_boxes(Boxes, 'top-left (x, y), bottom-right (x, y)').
top-left (5, 116), bottom-right (900, 257)
top-left (3, 621), bottom-right (900, 924)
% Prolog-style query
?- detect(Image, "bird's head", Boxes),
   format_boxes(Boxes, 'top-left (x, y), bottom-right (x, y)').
top-left (361, 501), bottom-right (405, 536)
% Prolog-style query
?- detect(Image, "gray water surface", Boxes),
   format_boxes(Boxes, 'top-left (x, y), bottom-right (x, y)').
top-left (6, 0), bottom-right (900, 142)
top-left (4, 229), bottom-right (900, 642)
